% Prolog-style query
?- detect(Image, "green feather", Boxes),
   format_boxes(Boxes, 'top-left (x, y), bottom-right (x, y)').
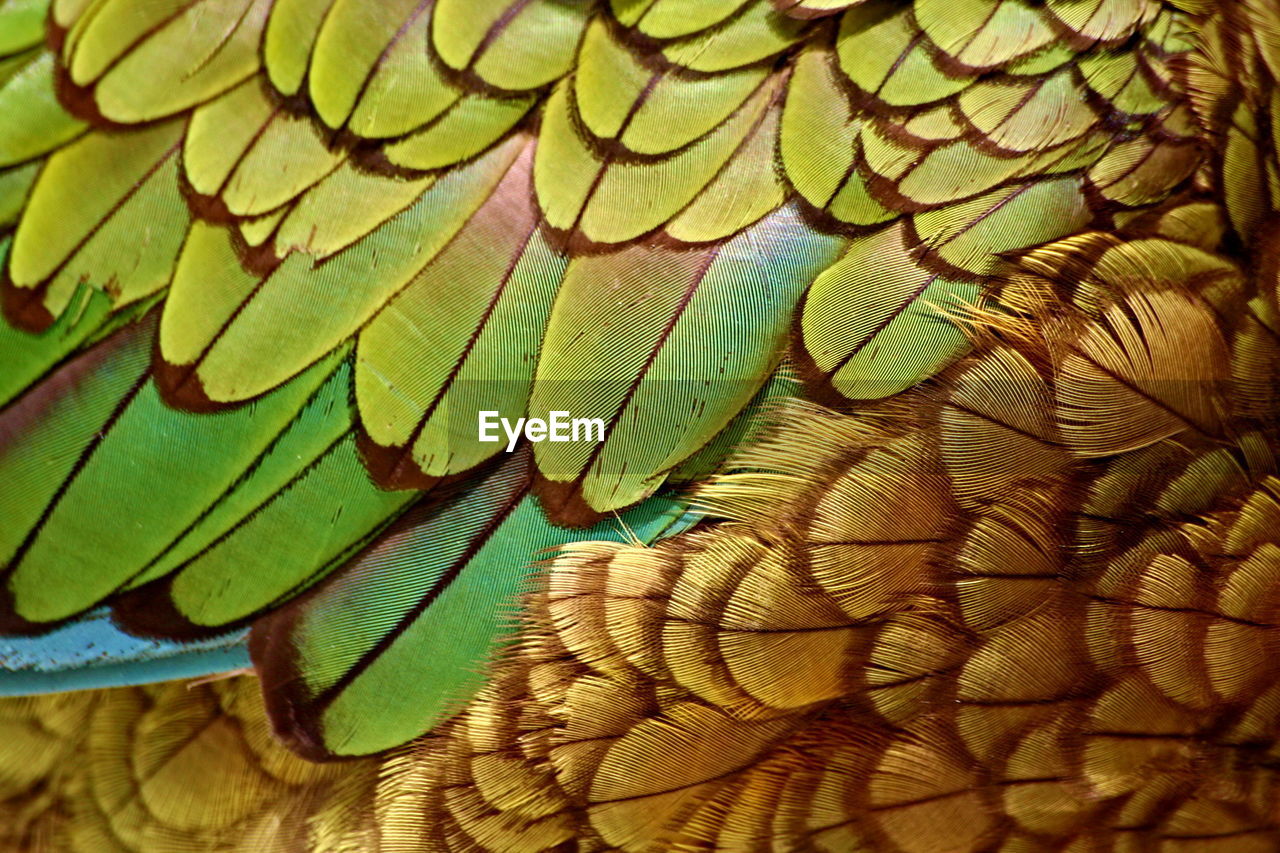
top-left (535, 79), bottom-right (774, 242)
top-left (431, 0), bottom-right (589, 90)
top-left (121, 357), bottom-right (358, 593)
top-left (0, 0), bottom-right (46, 56)
top-left (623, 0), bottom-right (750, 39)
top-left (68, 0), bottom-right (264, 123)
top-left (356, 145), bottom-right (566, 481)
top-left (253, 450), bottom-right (699, 759)
top-left (346, 3), bottom-right (455, 140)
top-left (838, 2), bottom-right (973, 107)
top-left (3, 347), bottom-right (346, 625)
top-left (574, 18), bottom-right (769, 156)
top-left (151, 430), bottom-right (413, 631)
top-left (0, 275), bottom-right (113, 407)
top-left (261, 0), bottom-right (329, 96)
top-left (0, 49), bottom-right (86, 166)
top-left (169, 136), bottom-right (523, 404)
top-left (183, 76), bottom-right (343, 217)
top-left (0, 311), bottom-right (153, 573)
top-left (912, 176), bottom-right (1091, 276)
top-left (307, 0), bottom-right (422, 129)
top-left (802, 223), bottom-right (979, 399)
top-left (8, 120), bottom-right (188, 321)
top-left (382, 94), bottom-right (535, 172)
top-left (665, 102), bottom-right (786, 242)
top-left (661, 1), bottom-right (807, 72)
top-left (782, 48), bottom-right (860, 208)
top-left (915, 0), bottom-right (1057, 71)
top-left (530, 205), bottom-right (843, 520)
top-left (0, 161), bottom-right (37, 227)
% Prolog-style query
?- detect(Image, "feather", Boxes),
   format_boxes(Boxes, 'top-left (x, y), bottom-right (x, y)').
top-left (0, 611), bottom-right (248, 695)
top-left (0, 320), bottom-right (412, 632)
top-left (0, 48), bottom-right (86, 166)
top-left (354, 144), bottom-right (562, 487)
top-left (1055, 289), bottom-right (1232, 457)
top-left (0, 2), bottom-right (1277, 848)
top-left (430, 0), bottom-right (590, 91)
top-left (534, 74), bottom-right (778, 243)
top-left (618, 0), bottom-right (753, 38)
top-left (58, 0), bottom-right (269, 123)
top-left (252, 451), bottom-right (698, 759)
top-left (159, 135), bottom-right (524, 406)
top-left (6, 120), bottom-right (188, 326)
top-left (799, 222), bottom-right (980, 399)
top-left (182, 75), bottom-right (344, 219)
top-left (529, 205), bottom-right (843, 523)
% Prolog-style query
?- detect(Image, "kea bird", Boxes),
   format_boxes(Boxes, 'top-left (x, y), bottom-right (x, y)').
top-left (0, 0), bottom-right (1279, 850)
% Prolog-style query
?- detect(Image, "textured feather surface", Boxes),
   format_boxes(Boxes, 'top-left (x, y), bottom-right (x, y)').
top-left (0, 610), bottom-right (247, 695)
top-left (4, 223), bottom-right (1280, 851)
top-left (0, 679), bottom-right (377, 852)
top-left (0, 0), bottom-right (1272, 799)
top-left (322, 227), bottom-right (1280, 852)
top-left (252, 453), bottom-right (700, 759)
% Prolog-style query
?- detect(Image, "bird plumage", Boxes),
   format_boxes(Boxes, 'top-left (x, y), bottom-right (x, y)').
top-left (0, 0), bottom-right (1278, 849)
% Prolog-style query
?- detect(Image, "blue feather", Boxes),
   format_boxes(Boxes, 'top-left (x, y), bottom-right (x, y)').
top-left (0, 608), bottom-right (249, 694)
